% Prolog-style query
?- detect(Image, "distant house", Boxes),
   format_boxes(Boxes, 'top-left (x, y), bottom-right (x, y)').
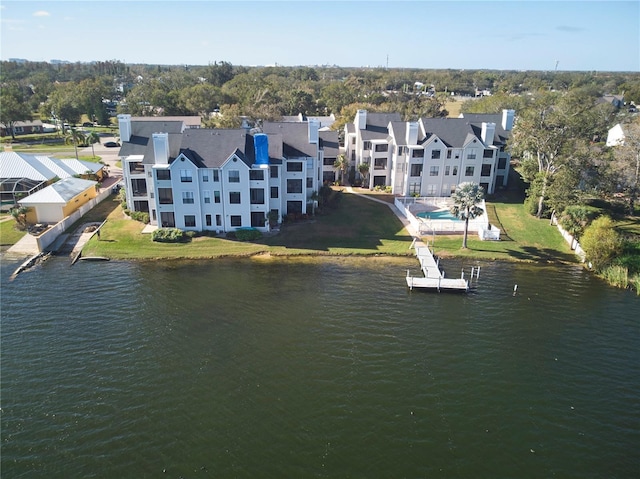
top-left (598, 95), bottom-right (624, 109)
top-left (281, 113), bottom-right (336, 130)
top-left (606, 124), bottom-right (626, 147)
top-left (18, 177), bottom-right (98, 224)
top-left (0, 120), bottom-right (43, 137)
top-left (130, 116), bottom-right (202, 129)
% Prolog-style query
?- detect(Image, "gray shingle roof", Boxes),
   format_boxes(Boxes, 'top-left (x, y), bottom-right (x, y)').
top-left (119, 120), bottom-right (185, 162)
top-left (180, 129), bottom-right (254, 167)
top-left (262, 122), bottom-right (317, 158)
top-left (319, 130), bottom-right (339, 157)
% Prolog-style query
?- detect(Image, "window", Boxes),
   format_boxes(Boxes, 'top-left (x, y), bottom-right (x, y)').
top-left (431, 150), bottom-right (441, 159)
top-left (481, 164), bottom-right (492, 176)
top-left (306, 177), bottom-right (313, 188)
top-left (351, 137), bottom-right (356, 145)
top-left (230, 215), bottom-right (242, 227)
top-left (213, 170), bottom-right (220, 182)
top-left (410, 164), bottom-right (423, 177)
top-left (412, 149), bottom-right (423, 158)
top-left (205, 215), bottom-right (212, 226)
top-left (287, 162), bottom-right (303, 172)
top-left (374, 158), bottom-right (386, 170)
top-left (250, 170), bottom-right (264, 180)
top-left (375, 143), bottom-right (388, 152)
top-left (445, 165), bottom-right (450, 176)
top-left (430, 166), bottom-right (439, 176)
top-left (270, 165), bottom-right (279, 178)
top-left (287, 179), bottom-right (302, 194)
top-left (216, 214), bottom-right (222, 226)
top-left (184, 215), bottom-right (196, 227)
top-left (446, 149), bottom-right (452, 159)
top-left (250, 188), bottom-right (265, 204)
top-left (156, 169), bottom-right (171, 180)
top-left (229, 192), bottom-right (241, 204)
top-left (214, 191), bottom-right (221, 203)
top-left (467, 150), bottom-right (477, 160)
top-left (287, 200), bottom-right (303, 214)
top-left (203, 173), bottom-right (209, 182)
top-left (409, 183), bottom-right (420, 195)
top-left (397, 146), bottom-right (404, 155)
top-left (182, 191), bottom-right (194, 204)
top-left (180, 169), bottom-right (192, 182)
top-left (498, 157), bottom-right (507, 169)
top-left (363, 141), bottom-right (371, 150)
top-left (158, 188), bottom-right (173, 204)
top-left (251, 212), bottom-right (266, 228)
top-left (228, 170), bottom-right (240, 183)
top-left (465, 166), bottom-right (475, 176)
top-left (324, 157), bottom-right (335, 166)
top-left (450, 184), bottom-right (457, 194)
top-left (426, 184), bottom-right (437, 196)
top-left (203, 191), bottom-right (211, 203)
top-left (483, 149), bottom-right (493, 159)
top-left (452, 166), bottom-right (458, 176)
top-left (271, 187), bottom-right (279, 198)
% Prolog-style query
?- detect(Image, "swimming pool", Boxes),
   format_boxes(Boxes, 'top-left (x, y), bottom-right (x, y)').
top-left (416, 210), bottom-right (461, 221)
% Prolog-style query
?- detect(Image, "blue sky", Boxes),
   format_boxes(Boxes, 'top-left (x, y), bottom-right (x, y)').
top-left (1, 1), bottom-right (638, 71)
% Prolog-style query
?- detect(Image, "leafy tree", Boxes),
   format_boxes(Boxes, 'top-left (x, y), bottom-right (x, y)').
top-left (608, 119), bottom-right (640, 214)
top-left (0, 84), bottom-right (32, 140)
top-left (580, 216), bottom-right (622, 270)
top-left (450, 182), bottom-right (485, 249)
top-left (206, 61), bottom-right (235, 87)
top-left (180, 83), bottom-right (224, 117)
top-left (49, 83), bottom-right (82, 131)
top-left (333, 154), bottom-right (349, 185)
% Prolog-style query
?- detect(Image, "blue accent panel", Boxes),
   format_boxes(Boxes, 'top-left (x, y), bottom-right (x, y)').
top-left (254, 134), bottom-right (269, 165)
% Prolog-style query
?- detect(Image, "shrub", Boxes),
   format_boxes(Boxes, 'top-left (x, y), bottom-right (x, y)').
top-left (235, 228), bottom-right (262, 241)
top-left (152, 228), bottom-right (186, 243)
top-left (129, 211), bottom-right (150, 224)
top-left (580, 216), bottom-right (623, 270)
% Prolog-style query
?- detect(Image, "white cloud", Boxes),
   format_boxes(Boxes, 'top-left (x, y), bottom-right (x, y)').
top-left (33, 10), bottom-right (50, 17)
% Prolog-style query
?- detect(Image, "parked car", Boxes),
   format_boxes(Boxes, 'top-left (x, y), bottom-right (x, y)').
top-left (103, 141), bottom-right (121, 147)
top-left (82, 122), bottom-right (95, 127)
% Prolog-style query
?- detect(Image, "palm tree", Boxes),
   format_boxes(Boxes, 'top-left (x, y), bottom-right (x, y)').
top-left (333, 154), bottom-right (349, 185)
top-left (65, 128), bottom-right (87, 161)
top-left (358, 162), bottom-right (370, 188)
top-left (450, 182), bottom-right (485, 249)
top-left (86, 131), bottom-right (101, 158)
top-left (10, 206), bottom-right (29, 230)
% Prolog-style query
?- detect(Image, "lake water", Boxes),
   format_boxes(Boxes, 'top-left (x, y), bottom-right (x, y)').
top-left (1, 253), bottom-right (639, 478)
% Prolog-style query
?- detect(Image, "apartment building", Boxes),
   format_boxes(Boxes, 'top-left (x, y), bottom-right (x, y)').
top-left (118, 115), bottom-right (325, 232)
top-left (345, 109), bottom-right (514, 196)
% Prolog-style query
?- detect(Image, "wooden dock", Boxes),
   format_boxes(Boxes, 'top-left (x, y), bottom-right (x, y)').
top-left (406, 244), bottom-right (469, 292)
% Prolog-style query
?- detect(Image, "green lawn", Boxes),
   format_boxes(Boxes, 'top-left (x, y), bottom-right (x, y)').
top-left (430, 197), bottom-right (578, 263)
top-left (82, 192), bottom-right (415, 260)
top-left (0, 219), bottom-right (27, 246)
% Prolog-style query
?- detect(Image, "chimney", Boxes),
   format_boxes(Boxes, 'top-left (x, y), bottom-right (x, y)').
top-left (117, 114), bottom-right (131, 143)
top-left (481, 122), bottom-right (496, 146)
top-left (308, 119), bottom-right (319, 144)
top-left (356, 109), bottom-right (367, 130)
top-left (152, 132), bottom-right (169, 165)
top-left (502, 109), bottom-right (515, 131)
top-left (406, 121), bottom-right (419, 146)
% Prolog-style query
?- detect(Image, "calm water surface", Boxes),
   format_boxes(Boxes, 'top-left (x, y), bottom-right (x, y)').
top-left (1, 254), bottom-right (639, 478)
